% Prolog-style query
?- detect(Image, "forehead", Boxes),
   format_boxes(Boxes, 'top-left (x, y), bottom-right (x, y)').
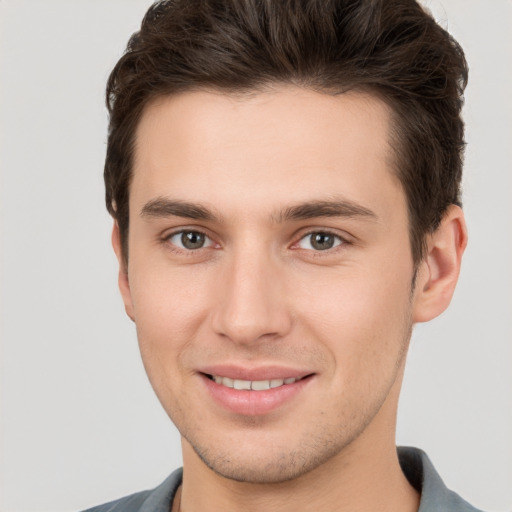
top-left (131, 86), bottom-right (404, 222)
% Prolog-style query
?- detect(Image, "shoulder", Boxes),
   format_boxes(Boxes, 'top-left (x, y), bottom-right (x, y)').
top-left (81, 468), bottom-right (183, 512)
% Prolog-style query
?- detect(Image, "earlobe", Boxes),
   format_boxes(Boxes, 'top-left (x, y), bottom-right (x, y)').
top-left (412, 205), bottom-right (468, 323)
top-left (111, 222), bottom-right (135, 322)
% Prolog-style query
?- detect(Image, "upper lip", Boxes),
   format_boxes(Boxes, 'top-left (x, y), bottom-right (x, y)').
top-left (197, 364), bottom-right (313, 381)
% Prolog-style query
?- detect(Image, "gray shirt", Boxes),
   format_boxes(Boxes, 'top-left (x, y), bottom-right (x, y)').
top-left (82, 447), bottom-right (483, 511)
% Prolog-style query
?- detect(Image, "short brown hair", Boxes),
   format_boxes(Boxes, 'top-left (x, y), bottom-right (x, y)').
top-left (105, 0), bottom-right (468, 264)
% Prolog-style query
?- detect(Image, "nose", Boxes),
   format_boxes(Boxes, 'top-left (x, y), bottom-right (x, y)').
top-left (211, 248), bottom-right (293, 345)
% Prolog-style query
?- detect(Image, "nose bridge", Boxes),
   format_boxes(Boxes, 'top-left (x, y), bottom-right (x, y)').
top-left (212, 241), bottom-right (291, 344)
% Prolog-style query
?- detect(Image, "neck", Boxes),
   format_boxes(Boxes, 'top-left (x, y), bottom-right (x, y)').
top-left (177, 378), bottom-right (419, 512)
top-left (180, 441), bottom-right (418, 512)
top-left (180, 446), bottom-right (419, 512)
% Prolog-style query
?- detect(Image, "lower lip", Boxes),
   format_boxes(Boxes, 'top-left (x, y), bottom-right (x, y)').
top-left (201, 374), bottom-right (313, 416)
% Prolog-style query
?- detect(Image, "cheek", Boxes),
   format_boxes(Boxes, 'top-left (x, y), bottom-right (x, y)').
top-left (293, 262), bottom-right (413, 373)
top-left (128, 264), bottom-right (217, 415)
top-left (128, 260), bottom-right (214, 365)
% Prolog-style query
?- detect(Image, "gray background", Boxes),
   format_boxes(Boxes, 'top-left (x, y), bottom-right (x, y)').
top-left (1, 1), bottom-right (511, 511)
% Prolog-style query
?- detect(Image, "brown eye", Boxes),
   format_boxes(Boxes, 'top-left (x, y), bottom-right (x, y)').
top-left (168, 230), bottom-right (212, 250)
top-left (298, 232), bottom-right (343, 251)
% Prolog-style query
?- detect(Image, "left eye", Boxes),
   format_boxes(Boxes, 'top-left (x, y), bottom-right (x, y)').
top-left (167, 230), bottom-right (214, 250)
top-left (297, 232), bottom-right (344, 251)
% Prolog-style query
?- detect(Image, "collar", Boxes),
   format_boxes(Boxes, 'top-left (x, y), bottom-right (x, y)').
top-left (398, 446), bottom-right (483, 512)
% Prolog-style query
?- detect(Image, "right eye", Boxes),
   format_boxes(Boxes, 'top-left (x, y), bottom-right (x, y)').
top-left (166, 230), bottom-right (214, 250)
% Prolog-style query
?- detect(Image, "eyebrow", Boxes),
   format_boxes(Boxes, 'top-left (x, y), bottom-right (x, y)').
top-left (276, 200), bottom-right (378, 222)
top-left (140, 198), bottom-right (218, 221)
top-left (140, 197), bottom-right (378, 223)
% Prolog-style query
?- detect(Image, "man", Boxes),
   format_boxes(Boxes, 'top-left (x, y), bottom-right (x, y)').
top-left (84, 0), bottom-right (481, 510)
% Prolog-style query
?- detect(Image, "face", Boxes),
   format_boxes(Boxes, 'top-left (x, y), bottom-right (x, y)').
top-left (118, 87), bottom-right (422, 483)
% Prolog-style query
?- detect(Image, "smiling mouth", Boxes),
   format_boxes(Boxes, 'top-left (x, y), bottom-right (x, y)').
top-left (204, 374), bottom-right (309, 391)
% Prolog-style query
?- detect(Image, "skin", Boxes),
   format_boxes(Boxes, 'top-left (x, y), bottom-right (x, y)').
top-left (113, 86), bottom-right (467, 512)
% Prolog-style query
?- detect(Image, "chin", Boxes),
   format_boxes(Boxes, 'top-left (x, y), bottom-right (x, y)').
top-left (183, 424), bottom-right (357, 484)
top-left (197, 449), bottom-right (329, 484)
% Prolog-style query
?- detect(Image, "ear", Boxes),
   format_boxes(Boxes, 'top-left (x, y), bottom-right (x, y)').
top-left (112, 221), bottom-right (135, 322)
top-left (412, 205), bottom-right (468, 323)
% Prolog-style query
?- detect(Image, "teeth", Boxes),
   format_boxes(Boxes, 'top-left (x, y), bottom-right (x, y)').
top-left (251, 380), bottom-right (270, 390)
top-left (211, 375), bottom-right (300, 390)
top-left (234, 379), bottom-right (251, 390)
top-left (270, 379), bottom-right (284, 388)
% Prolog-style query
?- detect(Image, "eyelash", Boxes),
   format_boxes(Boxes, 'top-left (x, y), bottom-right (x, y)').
top-left (162, 228), bottom-right (349, 255)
